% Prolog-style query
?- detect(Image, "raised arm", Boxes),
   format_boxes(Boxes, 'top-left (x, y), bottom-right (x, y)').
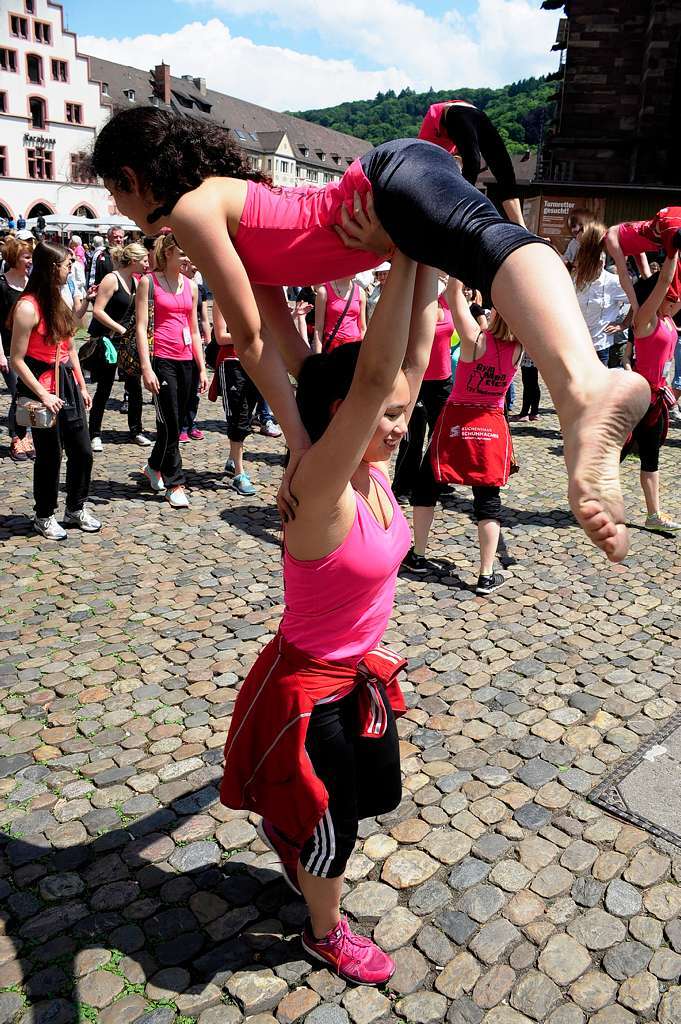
top-left (445, 278), bottom-right (484, 357)
top-left (170, 189), bottom-right (308, 452)
top-left (252, 284), bottom-right (314, 378)
top-left (291, 252), bottom-right (417, 512)
top-left (313, 286), bottom-right (327, 354)
top-left (402, 266), bottom-right (439, 422)
top-left (633, 253), bottom-right (678, 337)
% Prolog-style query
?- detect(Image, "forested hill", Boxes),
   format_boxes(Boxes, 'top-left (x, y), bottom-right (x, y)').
top-left (290, 78), bottom-right (553, 151)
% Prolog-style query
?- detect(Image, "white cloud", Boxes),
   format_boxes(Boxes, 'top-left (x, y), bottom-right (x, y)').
top-left (79, 2), bottom-right (560, 111)
top-left (79, 20), bottom-right (411, 111)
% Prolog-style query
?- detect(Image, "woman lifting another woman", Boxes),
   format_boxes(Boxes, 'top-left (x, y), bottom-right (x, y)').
top-left (221, 255), bottom-right (434, 984)
top-left (91, 105), bottom-right (649, 562)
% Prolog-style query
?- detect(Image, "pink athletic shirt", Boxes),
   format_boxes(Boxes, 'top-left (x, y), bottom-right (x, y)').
top-left (281, 467), bottom-right (411, 665)
top-left (634, 315), bottom-right (676, 389)
top-left (152, 272), bottom-right (193, 361)
top-left (322, 281), bottom-right (363, 351)
top-left (450, 331), bottom-right (519, 409)
top-left (233, 161), bottom-right (381, 286)
top-left (418, 100), bottom-right (476, 153)
top-left (424, 295), bottom-right (454, 381)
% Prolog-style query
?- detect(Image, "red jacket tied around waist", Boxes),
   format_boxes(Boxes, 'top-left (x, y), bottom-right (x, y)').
top-left (220, 632), bottom-right (407, 847)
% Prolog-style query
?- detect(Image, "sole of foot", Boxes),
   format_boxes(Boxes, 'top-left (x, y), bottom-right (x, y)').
top-left (564, 369), bottom-right (650, 563)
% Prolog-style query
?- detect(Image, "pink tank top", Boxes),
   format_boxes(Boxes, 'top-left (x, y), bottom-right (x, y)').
top-left (634, 315), bottom-right (676, 389)
top-left (233, 161), bottom-right (381, 286)
top-left (152, 273), bottom-right (193, 361)
top-left (281, 468), bottom-right (411, 665)
top-left (424, 295), bottom-right (454, 381)
top-left (418, 100), bottom-right (476, 153)
top-left (323, 281), bottom-right (363, 351)
top-left (450, 331), bottom-right (519, 409)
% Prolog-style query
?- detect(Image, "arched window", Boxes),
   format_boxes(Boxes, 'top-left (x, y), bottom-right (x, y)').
top-left (0, 203), bottom-right (12, 222)
top-left (26, 53), bottom-right (43, 84)
top-left (73, 205), bottom-right (96, 219)
top-left (27, 202), bottom-right (53, 219)
top-left (29, 96), bottom-right (46, 129)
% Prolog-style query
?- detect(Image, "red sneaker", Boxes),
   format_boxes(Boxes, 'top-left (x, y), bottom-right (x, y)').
top-left (258, 819), bottom-right (302, 896)
top-left (179, 430), bottom-right (190, 443)
top-left (302, 916), bottom-right (395, 986)
top-left (188, 428), bottom-right (204, 440)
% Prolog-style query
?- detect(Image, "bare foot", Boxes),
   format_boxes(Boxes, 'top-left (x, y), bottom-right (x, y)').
top-left (561, 369), bottom-right (650, 562)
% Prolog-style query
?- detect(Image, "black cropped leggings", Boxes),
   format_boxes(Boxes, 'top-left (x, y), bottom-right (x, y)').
top-left (361, 139), bottom-right (543, 297)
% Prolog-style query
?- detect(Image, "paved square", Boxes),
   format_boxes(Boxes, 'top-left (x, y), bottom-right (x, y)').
top-left (1, 391), bottom-right (681, 1024)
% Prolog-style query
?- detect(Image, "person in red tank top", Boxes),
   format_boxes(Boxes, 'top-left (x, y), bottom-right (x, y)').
top-left (9, 241), bottom-right (100, 540)
top-left (620, 255), bottom-right (681, 532)
top-left (429, 279), bottom-right (522, 595)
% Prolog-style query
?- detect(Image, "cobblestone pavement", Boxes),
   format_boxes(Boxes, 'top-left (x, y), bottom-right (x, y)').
top-left (1, 386), bottom-right (681, 1024)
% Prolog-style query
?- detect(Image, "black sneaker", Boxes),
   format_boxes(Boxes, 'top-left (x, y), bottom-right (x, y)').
top-left (402, 547), bottom-right (444, 574)
top-left (476, 571), bottom-right (506, 596)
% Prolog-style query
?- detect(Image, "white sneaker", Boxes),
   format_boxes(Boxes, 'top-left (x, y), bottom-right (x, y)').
top-left (134, 433), bottom-right (152, 447)
top-left (64, 506), bottom-right (101, 532)
top-left (34, 515), bottom-right (67, 541)
top-left (166, 486), bottom-right (190, 509)
top-left (260, 420), bottom-right (282, 438)
top-left (91, 436), bottom-right (103, 453)
top-left (143, 464), bottom-right (165, 492)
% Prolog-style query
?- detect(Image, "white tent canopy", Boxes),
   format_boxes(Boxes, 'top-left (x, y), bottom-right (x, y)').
top-left (24, 214), bottom-right (140, 233)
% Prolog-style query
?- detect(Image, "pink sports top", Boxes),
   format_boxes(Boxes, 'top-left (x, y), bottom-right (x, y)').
top-left (450, 331), bottom-right (519, 409)
top-left (634, 315), bottom-right (676, 389)
top-left (418, 100), bottom-right (476, 153)
top-left (323, 281), bottom-right (363, 351)
top-left (424, 295), bottom-right (454, 381)
top-left (281, 467), bottom-right (411, 665)
top-left (152, 272), bottom-right (193, 361)
top-left (233, 161), bottom-right (381, 286)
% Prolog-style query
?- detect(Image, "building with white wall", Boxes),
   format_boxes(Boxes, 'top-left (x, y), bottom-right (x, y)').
top-left (0, 0), bottom-right (111, 222)
top-left (0, 0), bottom-right (371, 226)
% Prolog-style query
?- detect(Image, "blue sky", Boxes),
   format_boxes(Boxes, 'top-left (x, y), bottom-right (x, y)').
top-left (70, 1), bottom-right (560, 110)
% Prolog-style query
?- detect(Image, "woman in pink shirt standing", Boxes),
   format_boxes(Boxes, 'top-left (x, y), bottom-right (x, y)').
top-left (135, 233), bottom-right (207, 508)
top-left (313, 277), bottom-right (366, 353)
top-left (221, 256), bottom-right (437, 986)
top-left (621, 255), bottom-right (681, 532)
top-left (430, 280), bottom-right (522, 595)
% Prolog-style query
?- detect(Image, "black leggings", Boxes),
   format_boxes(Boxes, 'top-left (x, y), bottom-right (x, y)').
top-left (626, 412), bottom-right (665, 473)
top-left (219, 360), bottom-right (259, 442)
top-left (32, 404), bottom-right (93, 518)
top-left (393, 376), bottom-right (451, 507)
top-left (89, 362), bottom-right (143, 438)
top-left (473, 485), bottom-right (501, 522)
top-left (443, 104), bottom-right (519, 200)
top-left (300, 682), bottom-right (401, 878)
top-left (519, 365), bottom-right (541, 418)
top-left (361, 139), bottom-right (543, 296)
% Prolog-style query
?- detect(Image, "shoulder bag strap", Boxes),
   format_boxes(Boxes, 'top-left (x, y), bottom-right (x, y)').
top-left (323, 283), bottom-right (356, 353)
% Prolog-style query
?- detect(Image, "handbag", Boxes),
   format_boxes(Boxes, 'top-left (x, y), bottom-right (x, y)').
top-left (16, 342), bottom-right (61, 430)
top-left (322, 283), bottom-right (356, 353)
top-left (118, 275), bottom-right (154, 377)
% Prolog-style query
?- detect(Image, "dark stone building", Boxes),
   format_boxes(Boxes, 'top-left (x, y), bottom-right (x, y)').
top-left (541, 0), bottom-right (681, 186)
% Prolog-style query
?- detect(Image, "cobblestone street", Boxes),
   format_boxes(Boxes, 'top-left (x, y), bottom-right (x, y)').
top-left (1, 390), bottom-right (681, 1024)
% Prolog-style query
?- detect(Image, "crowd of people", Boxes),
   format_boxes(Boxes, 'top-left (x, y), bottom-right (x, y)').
top-left (2, 98), bottom-right (681, 985)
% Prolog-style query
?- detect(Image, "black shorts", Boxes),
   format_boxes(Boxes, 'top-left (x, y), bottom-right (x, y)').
top-left (361, 139), bottom-right (546, 296)
top-left (300, 681), bottom-right (401, 878)
top-left (630, 412), bottom-right (666, 473)
top-left (218, 359), bottom-right (259, 442)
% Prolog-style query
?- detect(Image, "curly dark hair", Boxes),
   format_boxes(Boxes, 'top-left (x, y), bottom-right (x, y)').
top-left (90, 106), bottom-right (271, 223)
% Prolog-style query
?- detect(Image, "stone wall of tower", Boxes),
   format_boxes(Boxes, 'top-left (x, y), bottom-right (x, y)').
top-left (542, 0), bottom-right (681, 185)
